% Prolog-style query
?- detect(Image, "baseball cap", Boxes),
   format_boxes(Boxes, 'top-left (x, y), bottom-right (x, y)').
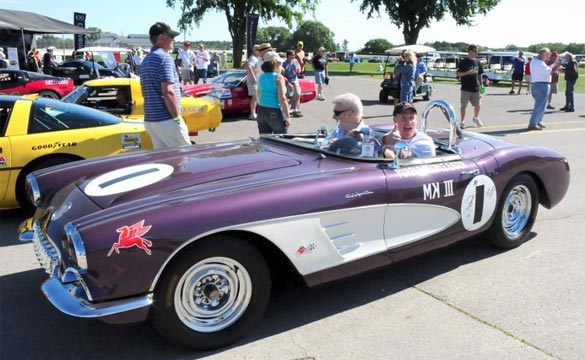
top-left (263, 51), bottom-right (284, 63)
top-left (552, 50), bottom-right (559, 57)
top-left (257, 43), bottom-right (272, 52)
top-left (149, 22), bottom-right (180, 38)
top-left (318, 46), bottom-right (326, 52)
top-left (393, 102), bottom-right (417, 116)
top-left (184, 41), bottom-right (191, 46)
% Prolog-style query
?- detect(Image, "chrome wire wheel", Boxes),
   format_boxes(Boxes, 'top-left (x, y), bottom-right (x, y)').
top-left (501, 184), bottom-right (532, 240)
top-left (174, 256), bottom-right (252, 333)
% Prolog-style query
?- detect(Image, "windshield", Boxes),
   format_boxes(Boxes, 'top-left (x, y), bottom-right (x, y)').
top-left (209, 71), bottom-right (246, 86)
top-left (29, 98), bottom-right (121, 134)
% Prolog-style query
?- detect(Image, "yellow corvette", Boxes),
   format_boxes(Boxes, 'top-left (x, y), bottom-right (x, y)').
top-left (61, 78), bottom-right (222, 136)
top-left (0, 95), bottom-right (153, 209)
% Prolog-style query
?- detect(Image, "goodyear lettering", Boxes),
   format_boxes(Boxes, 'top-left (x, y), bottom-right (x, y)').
top-left (31, 141), bottom-right (77, 150)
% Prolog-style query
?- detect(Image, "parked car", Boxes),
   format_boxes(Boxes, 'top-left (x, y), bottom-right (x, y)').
top-left (368, 56), bottom-right (385, 63)
top-left (20, 100), bottom-right (569, 350)
top-left (344, 55), bottom-right (362, 63)
top-left (0, 95), bottom-right (152, 209)
top-left (183, 69), bottom-right (316, 115)
top-left (51, 60), bottom-right (127, 85)
top-left (0, 69), bottom-right (74, 99)
top-left (61, 78), bottom-right (222, 136)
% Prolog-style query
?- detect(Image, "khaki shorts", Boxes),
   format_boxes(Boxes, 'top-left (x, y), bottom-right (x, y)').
top-left (144, 118), bottom-right (190, 149)
top-left (181, 68), bottom-right (193, 81)
top-left (461, 90), bottom-right (481, 107)
top-left (246, 79), bottom-right (258, 97)
top-left (287, 81), bottom-right (301, 97)
top-left (550, 82), bottom-right (558, 94)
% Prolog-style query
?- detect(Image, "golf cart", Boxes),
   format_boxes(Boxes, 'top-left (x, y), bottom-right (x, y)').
top-left (379, 45), bottom-right (434, 104)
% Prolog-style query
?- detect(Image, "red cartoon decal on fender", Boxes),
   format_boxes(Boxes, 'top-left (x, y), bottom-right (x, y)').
top-left (107, 220), bottom-right (153, 256)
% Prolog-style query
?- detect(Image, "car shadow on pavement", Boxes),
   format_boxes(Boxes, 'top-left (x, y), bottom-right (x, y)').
top-left (0, 232), bottom-right (536, 359)
top-left (476, 128), bottom-right (535, 136)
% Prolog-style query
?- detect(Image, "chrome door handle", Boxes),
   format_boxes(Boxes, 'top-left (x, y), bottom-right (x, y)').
top-left (460, 169), bottom-right (480, 176)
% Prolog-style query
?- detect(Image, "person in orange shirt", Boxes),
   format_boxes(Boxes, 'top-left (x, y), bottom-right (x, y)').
top-left (294, 41), bottom-right (306, 78)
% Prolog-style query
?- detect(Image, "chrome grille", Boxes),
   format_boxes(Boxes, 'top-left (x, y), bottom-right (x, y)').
top-left (32, 221), bottom-right (61, 276)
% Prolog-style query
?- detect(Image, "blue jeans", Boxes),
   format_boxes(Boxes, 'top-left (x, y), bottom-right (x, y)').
top-left (194, 69), bottom-right (207, 84)
top-left (257, 105), bottom-right (287, 134)
top-left (400, 82), bottom-right (414, 102)
top-left (565, 80), bottom-right (575, 110)
top-left (528, 82), bottom-right (550, 127)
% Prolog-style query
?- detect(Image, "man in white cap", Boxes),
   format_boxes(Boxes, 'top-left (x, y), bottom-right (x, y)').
top-left (245, 42), bottom-right (272, 119)
top-left (311, 46), bottom-right (328, 100)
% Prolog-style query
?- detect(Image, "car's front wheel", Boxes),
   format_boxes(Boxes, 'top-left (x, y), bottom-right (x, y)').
top-left (487, 174), bottom-right (539, 249)
top-left (153, 237), bottom-right (271, 349)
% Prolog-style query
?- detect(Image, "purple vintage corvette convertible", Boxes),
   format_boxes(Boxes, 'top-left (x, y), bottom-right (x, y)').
top-left (19, 100), bottom-right (569, 349)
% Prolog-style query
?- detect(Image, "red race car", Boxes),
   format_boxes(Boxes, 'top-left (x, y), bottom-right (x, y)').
top-left (0, 69), bottom-right (74, 99)
top-left (183, 69), bottom-right (316, 115)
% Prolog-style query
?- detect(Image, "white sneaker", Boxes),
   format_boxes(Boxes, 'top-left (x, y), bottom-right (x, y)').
top-left (473, 117), bottom-right (483, 127)
top-left (248, 113), bottom-right (257, 120)
top-left (460, 121), bottom-right (466, 129)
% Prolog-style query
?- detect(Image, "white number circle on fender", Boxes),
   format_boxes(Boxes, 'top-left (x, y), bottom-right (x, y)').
top-left (460, 175), bottom-right (497, 231)
top-left (84, 164), bottom-right (174, 197)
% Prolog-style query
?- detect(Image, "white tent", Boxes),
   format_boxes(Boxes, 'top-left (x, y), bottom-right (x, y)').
top-left (385, 44), bottom-right (436, 55)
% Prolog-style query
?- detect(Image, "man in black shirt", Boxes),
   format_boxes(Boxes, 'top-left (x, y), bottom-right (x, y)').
top-left (455, 44), bottom-right (483, 129)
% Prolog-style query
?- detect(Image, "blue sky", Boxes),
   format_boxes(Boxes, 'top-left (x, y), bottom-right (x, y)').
top-left (1, 0), bottom-right (582, 50)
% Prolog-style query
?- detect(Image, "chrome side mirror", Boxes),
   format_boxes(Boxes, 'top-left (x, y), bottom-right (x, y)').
top-left (421, 99), bottom-right (458, 151)
top-left (390, 141), bottom-right (409, 169)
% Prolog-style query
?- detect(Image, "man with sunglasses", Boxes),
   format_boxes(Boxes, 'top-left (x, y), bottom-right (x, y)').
top-left (140, 22), bottom-right (190, 148)
top-left (456, 44), bottom-right (484, 129)
top-left (324, 93), bottom-right (370, 142)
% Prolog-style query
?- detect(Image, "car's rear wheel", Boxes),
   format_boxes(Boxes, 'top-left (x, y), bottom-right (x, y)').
top-left (487, 174), bottom-right (539, 249)
top-left (38, 90), bottom-right (60, 99)
top-left (153, 237), bottom-right (271, 349)
top-left (379, 89), bottom-right (389, 103)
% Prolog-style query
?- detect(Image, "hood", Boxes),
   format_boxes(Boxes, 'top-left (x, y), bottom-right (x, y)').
top-left (78, 141), bottom-right (302, 209)
top-left (183, 83), bottom-right (223, 97)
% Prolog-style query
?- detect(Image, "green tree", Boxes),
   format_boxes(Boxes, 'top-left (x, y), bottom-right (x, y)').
top-left (342, 39), bottom-right (348, 52)
top-left (256, 26), bottom-right (292, 52)
top-left (167, 0), bottom-right (318, 68)
top-left (85, 27), bottom-right (102, 43)
top-left (355, 0), bottom-right (502, 45)
top-left (361, 38), bottom-right (392, 54)
top-left (291, 20), bottom-right (335, 54)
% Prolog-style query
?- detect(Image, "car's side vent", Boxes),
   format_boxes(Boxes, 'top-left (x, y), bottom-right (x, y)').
top-left (321, 221), bottom-right (360, 255)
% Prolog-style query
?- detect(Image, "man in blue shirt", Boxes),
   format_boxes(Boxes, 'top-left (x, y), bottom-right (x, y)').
top-left (283, 50), bottom-right (302, 117)
top-left (140, 22), bottom-right (190, 148)
top-left (509, 51), bottom-right (525, 94)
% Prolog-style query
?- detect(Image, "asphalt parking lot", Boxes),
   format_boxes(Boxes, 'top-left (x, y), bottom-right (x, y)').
top-left (1, 75), bottom-right (584, 360)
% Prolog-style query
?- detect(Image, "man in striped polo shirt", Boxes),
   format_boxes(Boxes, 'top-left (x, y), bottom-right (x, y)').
top-left (140, 22), bottom-right (190, 148)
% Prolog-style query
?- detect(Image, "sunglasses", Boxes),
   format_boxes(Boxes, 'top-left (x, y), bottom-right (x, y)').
top-left (333, 109), bottom-right (350, 116)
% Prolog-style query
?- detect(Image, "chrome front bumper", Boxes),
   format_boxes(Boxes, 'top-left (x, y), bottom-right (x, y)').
top-left (19, 218), bottom-right (153, 318)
